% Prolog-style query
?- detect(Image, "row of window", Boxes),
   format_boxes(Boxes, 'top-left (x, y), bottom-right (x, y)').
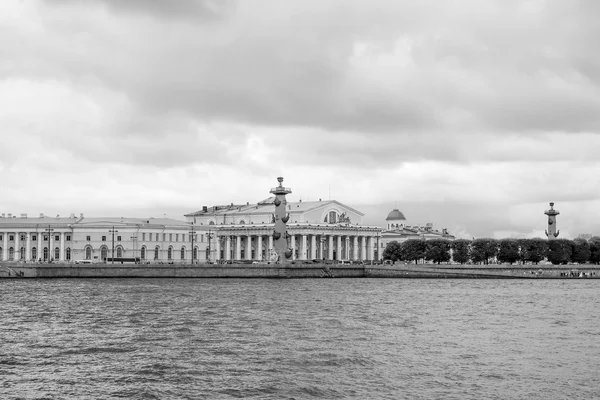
top-left (0, 234), bottom-right (72, 242)
top-left (0, 246), bottom-right (71, 261)
top-left (139, 233), bottom-right (206, 243)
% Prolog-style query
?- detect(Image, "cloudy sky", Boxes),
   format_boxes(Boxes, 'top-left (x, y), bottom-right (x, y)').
top-left (2, 0), bottom-right (599, 239)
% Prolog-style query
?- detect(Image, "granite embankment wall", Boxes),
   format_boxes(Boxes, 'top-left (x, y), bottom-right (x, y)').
top-left (1, 263), bottom-right (599, 279)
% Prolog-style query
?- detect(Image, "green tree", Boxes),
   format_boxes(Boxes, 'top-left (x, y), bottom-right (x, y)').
top-left (470, 238), bottom-right (498, 265)
top-left (519, 238), bottom-right (548, 265)
top-left (424, 239), bottom-right (451, 264)
top-left (589, 237), bottom-right (600, 265)
top-left (382, 241), bottom-right (402, 262)
top-left (547, 239), bottom-right (573, 265)
top-left (497, 238), bottom-right (520, 264)
top-left (571, 238), bottom-right (591, 264)
top-left (451, 239), bottom-right (471, 264)
top-left (401, 239), bottom-right (427, 264)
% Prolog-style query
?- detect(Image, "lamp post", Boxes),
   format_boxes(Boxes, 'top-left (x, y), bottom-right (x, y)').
top-left (130, 235), bottom-right (137, 263)
top-left (44, 225), bottom-right (54, 262)
top-left (188, 223), bottom-right (195, 264)
top-left (109, 226), bottom-right (118, 264)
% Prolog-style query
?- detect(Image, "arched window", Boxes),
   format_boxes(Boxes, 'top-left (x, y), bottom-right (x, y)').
top-left (31, 247), bottom-right (37, 261)
top-left (66, 248), bottom-right (71, 261)
top-left (101, 247), bottom-right (108, 261)
top-left (167, 246), bottom-right (173, 260)
top-left (20, 247), bottom-right (25, 260)
top-left (117, 247), bottom-right (123, 258)
top-left (54, 247), bottom-right (60, 261)
top-left (329, 211), bottom-right (337, 224)
top-left (180, 247), bottom-right (185, 260)
top-left (239, 220), bottom-right (245, 225)
top-left (85, 246), bottom-right (92, 260)
top-left (8, 247), bottom-right (14, 261)
top-left (141, 246), bottom-right (146, 260)
top-left (154, 246), bottom-right (159, 260)
top-left (43, 247), bottom-right (49, 261)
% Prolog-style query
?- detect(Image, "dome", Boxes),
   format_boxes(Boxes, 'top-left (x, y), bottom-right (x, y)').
top-left (385, 208), bottom-right (406, 221)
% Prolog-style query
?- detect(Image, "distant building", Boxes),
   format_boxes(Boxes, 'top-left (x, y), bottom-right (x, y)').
top-left (378, 208), bottom-right (455, 257)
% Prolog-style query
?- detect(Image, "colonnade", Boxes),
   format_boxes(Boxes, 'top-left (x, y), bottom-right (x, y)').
top-left (0, 231), bottom-right (69, 262)
top-left (215, 232), bottom-right (377, 262)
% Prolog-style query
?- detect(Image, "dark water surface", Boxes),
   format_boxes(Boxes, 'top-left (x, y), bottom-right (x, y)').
top-left (1, 279), bottom-right (599, 399)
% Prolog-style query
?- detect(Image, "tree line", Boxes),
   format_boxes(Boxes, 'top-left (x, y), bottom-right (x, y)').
top-left (382, 237), bottom-right (600, 265)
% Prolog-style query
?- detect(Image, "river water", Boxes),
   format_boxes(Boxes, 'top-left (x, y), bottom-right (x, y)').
top-left (1, 278), bottom-right (599, 399)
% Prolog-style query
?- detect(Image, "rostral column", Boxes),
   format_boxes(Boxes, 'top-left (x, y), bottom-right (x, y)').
top-left (544, 202), bottom-right (560, 240)
top-left (270, 177), bottom-right (293, 264)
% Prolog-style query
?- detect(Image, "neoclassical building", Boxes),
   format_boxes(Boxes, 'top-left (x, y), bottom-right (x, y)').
top-left (0, 213), bottom-right (208, 263)
top-left (378, 208), bottom-right (455, 254)
top-left (185, 196), bottom-right (382, 262)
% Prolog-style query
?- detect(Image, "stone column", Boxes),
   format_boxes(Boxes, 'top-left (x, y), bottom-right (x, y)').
top-left (268, 235), bottom-right (273, 257)
top-left (310, 235), bottom-right (316, 260)
top-left (14, 233), bottom-right (20, 261)
top-left (337, 236), bottom-right (342, 260)
top-left (361, 236), bottom-right (367, 261)
top-left (26, 232), bottom-right (31, 261)
top-left (328, 235), bottom-right (334, 260)
top-left (235, 235), bottom-right (241, 260)
top-left (290, 234), bottom-right (296, 260)
top-left (368, 236), bottom-right (374, 261)
top-left (345, 237), bottom-right (350, 260)
top-left (246, 235), bottom-right (252, 260)
top-left (60, 232), bottom-right (65, 261)
top-left (49, 232), bottom-right (53, 261)
top-left (257, 235), bottom-right (263, 260)
top-left (2, 233), bottom-right (7, 261)
top-left (215, 236), bottom-right (221, 262)
top-left (301, 235), bottom-right (307, 260)
top-left (353, 236), bottom-right (358, 260)
top-left (225, 236), bottom-right (231, 260)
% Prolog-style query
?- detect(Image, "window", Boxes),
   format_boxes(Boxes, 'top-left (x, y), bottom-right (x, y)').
top-left (142, 233), bottom-right (146, 241)
top-left (182, 234), bottom-right (185, 242)
top-left (201, 234), bottom-right (204, 242)
top-left (169, 233), bottom-right (172, 241)
top-left (193, 247), bottom-right (197, 261)
top-left (9, 235), bottom-right (14, 241)
top-left (117, 247), bottom-right (123, 258)
top-left (86, 236), bottom-right (91, 241)
top-left (31, 247), bottom-right (37, 261)
top-left (102, 236), bottom-right (106, 242)
top-left (66, 248), bottom-right (71, 261)
top-left (180, 247), bottom-right (185, 260)
top-left (66, 235), bottom-right (71, 241)
top-left (44, 235), bottom-right (49, 242)
top-left (117, 236), bottom-right (121, 242)
top-left (329, 211), bottom-right (337, 224)
top-left (32, 235), bottom-right (37, 241)
top-left (141, 246), bottom-right (146, 260)
top-left (85, 247), bottom-right (92, 260)
top-left (54, 247), bottom-right (60, 260)
top-left (100, 247), bottom-right (108, 261)
top-left (20, 247), bottom-right (25, 259)
top-left (156, 233), bottom-right (159, 241)
top-left (55, 235), bottom-right (59, 241)
top-left (176, 234), bottom-right (179, 242)
top-left (163, 233), bottom-right (166, 241)
top-left (167, 247), bottom-right (172, 260)
top-left (43, 247), bottom-right (48, 261)
top-left (209, 221), bottom-right (215, 225)
top-left (20, 234), bottom-right (26, 241)
top-left (154, 246), bottom-right (159, 260)
top-left (0, 235), bottom-right (2, 240)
